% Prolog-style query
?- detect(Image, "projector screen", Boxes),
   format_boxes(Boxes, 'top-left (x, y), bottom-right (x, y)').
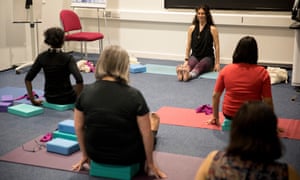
top-left (71, 0), bottom-right (107, 8)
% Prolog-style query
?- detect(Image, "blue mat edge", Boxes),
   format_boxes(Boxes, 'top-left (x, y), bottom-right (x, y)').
top-left (145, 64), bottom-right (218, 79)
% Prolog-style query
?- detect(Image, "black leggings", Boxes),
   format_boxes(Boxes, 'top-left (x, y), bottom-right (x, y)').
top-left (224, 114), bottom-right (233, 120)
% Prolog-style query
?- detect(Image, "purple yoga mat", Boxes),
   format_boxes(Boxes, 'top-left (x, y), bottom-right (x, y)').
top-left (0, 136), bottom-right (203, 179)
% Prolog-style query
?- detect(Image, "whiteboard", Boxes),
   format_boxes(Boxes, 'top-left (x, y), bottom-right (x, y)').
top-left (71, 0), bottom-right (106, 9)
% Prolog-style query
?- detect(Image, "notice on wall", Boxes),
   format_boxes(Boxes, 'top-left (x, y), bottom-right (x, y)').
top-left (13, 0), bottom-right (42, 22)
top-left (71, 0), bottom-right (106, 8)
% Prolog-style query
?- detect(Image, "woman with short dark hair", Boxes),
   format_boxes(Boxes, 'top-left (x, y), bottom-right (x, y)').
top-left (208, 36), bottom-right (273, 126)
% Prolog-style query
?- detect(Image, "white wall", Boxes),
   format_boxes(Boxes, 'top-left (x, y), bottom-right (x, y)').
top-left (1, 0), bottom-right (296, 71)
top-left (67, 0), bottom-right (297, 64)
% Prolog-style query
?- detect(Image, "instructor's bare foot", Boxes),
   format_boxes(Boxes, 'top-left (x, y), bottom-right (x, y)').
top-left (183, 67), bottom-right (190, 82)
top-left (176, 65), bottom-right (183, 81)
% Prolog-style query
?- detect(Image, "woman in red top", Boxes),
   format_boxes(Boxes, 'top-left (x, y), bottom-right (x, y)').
top-left (208, 36), bottom-right (273, 126)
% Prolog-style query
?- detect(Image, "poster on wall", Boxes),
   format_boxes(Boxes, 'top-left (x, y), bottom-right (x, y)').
top-left (71, 0), bottom-right (107, 8)
top-left (13, 0), bottom-right (42, 22)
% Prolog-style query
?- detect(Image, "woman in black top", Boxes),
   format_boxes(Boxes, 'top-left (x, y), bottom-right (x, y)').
top-left (176, 4), bottom-right (220, 81)
top-left (25, 27), bottom-right (83, 105)
top-left (72, 45), bottom-right (167, 179)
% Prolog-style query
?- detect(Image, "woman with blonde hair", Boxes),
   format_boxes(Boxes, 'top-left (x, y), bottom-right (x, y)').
top-left (72, 45), bottom-right (167, 179)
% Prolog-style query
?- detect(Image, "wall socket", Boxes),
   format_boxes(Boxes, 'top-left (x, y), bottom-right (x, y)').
top-left (105, 11), bottom-right (112, 18)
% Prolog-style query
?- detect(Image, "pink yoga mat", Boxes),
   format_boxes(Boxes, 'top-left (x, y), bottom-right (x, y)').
top-left (156, 106), bottom-right (300, 140)
top-left (0, 135), bottom-right (203, 180)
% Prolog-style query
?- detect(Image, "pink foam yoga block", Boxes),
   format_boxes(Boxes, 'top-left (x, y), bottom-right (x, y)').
top-left (1, 95), bottom-right (14, 102)
top-left (0, 102), bottom-right (13, 112)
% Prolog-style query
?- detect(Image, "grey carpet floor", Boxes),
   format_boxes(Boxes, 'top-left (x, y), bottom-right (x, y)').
top-left (0, 56), bottom-right (299, 179)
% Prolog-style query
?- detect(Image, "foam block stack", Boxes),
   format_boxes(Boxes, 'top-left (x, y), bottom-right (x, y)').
top-left (52, 119), bottom-right (77, 141)
top-left (46, 119), bottom-right (79, 155)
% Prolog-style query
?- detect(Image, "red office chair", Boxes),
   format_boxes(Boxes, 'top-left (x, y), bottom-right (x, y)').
top-left (60, 9), bottom-right (104, 58)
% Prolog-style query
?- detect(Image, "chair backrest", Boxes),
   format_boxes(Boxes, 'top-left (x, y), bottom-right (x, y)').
top-left (60, 10), bottom-right (82, 32)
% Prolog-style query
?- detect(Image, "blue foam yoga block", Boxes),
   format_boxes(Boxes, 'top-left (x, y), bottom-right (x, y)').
top-left (0, 102), bottom-right (13, 112)
top-left (7, 103), bottom-right (43, 117)
top-left (52, 130), bottom-right (77, 141)
top-left (130, 64), bottom-right (146, 73)
top-left (58, 119), bottom-right (75, 134)
top-left (43, 101), bottom-right (74, 111)
top-left (222, 118), bottom-right (232, 131)
top-left (46, 138), bottom-right (79, 155)
top-left (90, 161), bottom-right (140, 180)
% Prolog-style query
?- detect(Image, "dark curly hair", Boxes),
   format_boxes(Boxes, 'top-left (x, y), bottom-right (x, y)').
top-left (44, 27), bottom-right (65, 48)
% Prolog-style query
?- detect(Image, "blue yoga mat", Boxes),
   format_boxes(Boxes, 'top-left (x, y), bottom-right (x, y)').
top-left (145, 64), bottom-right (176, 76)
top-left (0, 86), bottom-right (44, 104)
top-left (199, 71), bottom-right (219, 79)
top-left (145, 64), bottom-right (218, 79)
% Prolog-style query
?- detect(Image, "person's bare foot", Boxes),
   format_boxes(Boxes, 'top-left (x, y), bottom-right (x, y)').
top-left (183, 66), bottom-right (190, 81)
top-left (176, 65), bottom-right (183, 81)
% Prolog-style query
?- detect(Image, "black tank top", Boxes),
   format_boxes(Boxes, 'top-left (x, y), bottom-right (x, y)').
top-left (191, 23), bottom-right (214, 60)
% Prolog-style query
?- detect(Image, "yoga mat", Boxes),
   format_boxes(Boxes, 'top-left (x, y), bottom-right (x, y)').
top-left (145, 64), bottom-right (218, 79)
top-left (0, 135), bottom-right (203, 180)
top-left (0, 86), bottom-right (44, 104)
top-left (145, 64), bottom-right (176, 76)
top-left (198, 71), bottom-right (218, 79)
top-left (156, 106), bottom-right (300, 140)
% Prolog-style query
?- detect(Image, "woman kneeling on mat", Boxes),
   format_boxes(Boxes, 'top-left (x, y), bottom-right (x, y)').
top-left (72, 45), bottom-right (167, 179)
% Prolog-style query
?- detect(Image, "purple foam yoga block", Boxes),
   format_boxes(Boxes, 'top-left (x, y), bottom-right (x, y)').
top-left (0, 102), bottom-right (13, 112)
top-left (1, 95), bottom-right (14, 102)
